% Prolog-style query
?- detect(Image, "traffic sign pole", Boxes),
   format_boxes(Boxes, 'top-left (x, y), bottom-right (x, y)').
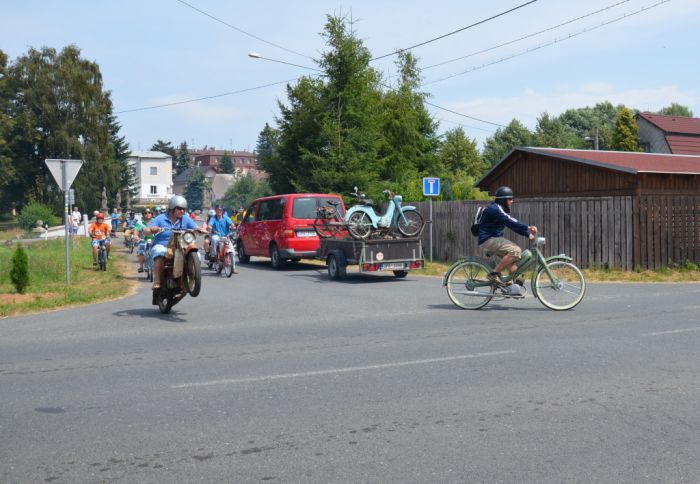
top-left (45, 159), bottom-right (83, 286)
top-left (422, 177), bottom-right (440, 263)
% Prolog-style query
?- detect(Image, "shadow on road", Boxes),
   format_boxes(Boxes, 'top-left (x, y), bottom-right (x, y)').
top-left (112, 308), bottom-right (189, 323)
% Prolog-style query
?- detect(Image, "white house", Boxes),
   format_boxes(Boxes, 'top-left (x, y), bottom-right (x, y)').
top-left (127, 151), bottom-right (173, 205)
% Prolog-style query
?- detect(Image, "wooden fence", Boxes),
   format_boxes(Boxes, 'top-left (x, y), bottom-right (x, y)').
top-left (411, 196), bottom-right (700, 270)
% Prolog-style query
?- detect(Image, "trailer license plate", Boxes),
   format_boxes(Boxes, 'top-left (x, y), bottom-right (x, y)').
top-left (296, 230), bottom-right (316, 237)
top-left (380, 263), bottom-right (405, 270)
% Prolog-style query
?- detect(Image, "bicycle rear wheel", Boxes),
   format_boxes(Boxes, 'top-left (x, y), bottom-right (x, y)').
top-left (446, 260), bottom-right (494, 309)
top-left (533, 261), bottom-right (585, 310)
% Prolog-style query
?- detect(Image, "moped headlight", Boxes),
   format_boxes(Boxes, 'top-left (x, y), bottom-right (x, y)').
top-left (183, 232), bottom-right (196, 245)
top-left (396, 195), bottom-right (402, 202)
top-left (536, 236), bottom-right (546, 246)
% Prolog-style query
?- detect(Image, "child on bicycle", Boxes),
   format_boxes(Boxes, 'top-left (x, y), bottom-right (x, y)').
top-left (88, 213), bottom-right (112, 265)
top-left (478, 186), bottom-right (537, 285)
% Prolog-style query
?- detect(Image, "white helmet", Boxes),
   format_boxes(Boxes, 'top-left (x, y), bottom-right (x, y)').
top-left (168, 195), bottom-right (188, 211)
top-left (208, 209), bottom-right (215, 217)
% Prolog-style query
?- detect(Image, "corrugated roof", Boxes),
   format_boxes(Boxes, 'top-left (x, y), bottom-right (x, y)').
top-left (525, 147), bottom-right (700, 175)
top-left (637, 112), bottom-right (700, 135)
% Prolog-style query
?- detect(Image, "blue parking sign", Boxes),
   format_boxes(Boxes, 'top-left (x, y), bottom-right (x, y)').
top-left (423, 177), bottom-right (440, 197)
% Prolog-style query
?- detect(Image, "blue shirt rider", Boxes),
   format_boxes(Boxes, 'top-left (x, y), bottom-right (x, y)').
top-left (203, 204), bottom-right (234, 260)
top-left (478, 186), bottom-right (537, 284)
top-left (143, 195), bottom-right (208, 290)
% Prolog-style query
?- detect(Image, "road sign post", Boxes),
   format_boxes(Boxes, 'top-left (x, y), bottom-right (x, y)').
top-left (422, 177), bottom-right (440, 263)
top-left (45, 159), bottom-right (83, 286)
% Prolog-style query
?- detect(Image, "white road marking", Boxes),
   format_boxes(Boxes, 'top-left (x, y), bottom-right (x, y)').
top-left (171, 350), bottom-right (516, 389)
top-left (641, 326), bottom-right (700, 337)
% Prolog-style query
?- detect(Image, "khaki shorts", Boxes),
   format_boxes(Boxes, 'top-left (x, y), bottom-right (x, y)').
top-left (480, 237), bottom-right (522, 258)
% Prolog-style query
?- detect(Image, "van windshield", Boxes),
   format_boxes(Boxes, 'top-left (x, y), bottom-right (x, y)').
top-left (292, 196), bottom-right (344, 219)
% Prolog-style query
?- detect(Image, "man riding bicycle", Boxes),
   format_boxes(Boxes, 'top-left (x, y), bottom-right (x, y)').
top-left (203, 204), bottom-right (236, 272)
top-left (88, 213), bottom-right (112, 265)
top-left (478, 186), bottom-right (538, 285)
top-left (142, 195), bottom-right (209, 290)
top-left (123, 211), bottom-right (137, 245)
top-left (134, 209), bottom-right (154, 273)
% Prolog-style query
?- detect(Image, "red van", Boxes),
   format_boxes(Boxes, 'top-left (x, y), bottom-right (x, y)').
top-left (236, 193), bottom-right (346, 269)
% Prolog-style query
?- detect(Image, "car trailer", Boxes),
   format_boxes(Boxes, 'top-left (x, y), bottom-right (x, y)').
top-left (317, 237), bottom-right (425, 280)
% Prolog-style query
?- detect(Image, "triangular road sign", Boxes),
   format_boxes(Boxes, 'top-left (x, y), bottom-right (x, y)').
top-left (45, 159), bottom-right (83, 191)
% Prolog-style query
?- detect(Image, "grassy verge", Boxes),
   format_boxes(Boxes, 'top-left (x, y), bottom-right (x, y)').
top-left (0, 237), bottom-right (136, 318)
top-left (414, 259), bottom-right (700, 282)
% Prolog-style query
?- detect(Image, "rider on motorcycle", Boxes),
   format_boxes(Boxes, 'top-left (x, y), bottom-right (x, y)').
top-left (142, 195), bottom-right (209, 290)
top-left (122, 211), bottom-right (137, 245)
top-left (88, 213), bottom-right (111, 265)
top-left (478, 186), bottom-right (538, 284)
top-left (202, 205), bottom-right (234, 264)
top-left (134, 208), bottom-right (154, 273)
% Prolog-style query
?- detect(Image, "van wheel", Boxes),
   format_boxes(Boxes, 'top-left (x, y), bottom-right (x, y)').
top-left (237, 241), bottom-right (250, 263)
top-left (270, 244), bottom-right (286, 269)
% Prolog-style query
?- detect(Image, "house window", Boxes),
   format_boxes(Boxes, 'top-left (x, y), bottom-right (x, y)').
top-left (150, 166), bottom-right (157, 175)
top-left (150, 185), bottom-right (158, 195)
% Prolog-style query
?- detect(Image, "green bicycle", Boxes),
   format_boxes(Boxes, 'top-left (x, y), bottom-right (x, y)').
top-left (443, 236), bottom-right (585, 311)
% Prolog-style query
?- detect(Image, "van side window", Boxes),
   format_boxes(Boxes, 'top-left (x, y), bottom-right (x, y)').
top-left (259, 199), bottom-right (283, 221)
top-left (243, 204), bottom-right (257, 223)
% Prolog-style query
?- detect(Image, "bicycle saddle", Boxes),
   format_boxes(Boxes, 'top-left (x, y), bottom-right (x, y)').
top-left (325, 199), bottom-right (340, 206)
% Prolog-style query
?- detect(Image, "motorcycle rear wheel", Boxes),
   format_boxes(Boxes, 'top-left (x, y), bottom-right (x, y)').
top-left (183, 251), bottom-right (202, 297)
top-left (157, 293), bottom-right (173, 314)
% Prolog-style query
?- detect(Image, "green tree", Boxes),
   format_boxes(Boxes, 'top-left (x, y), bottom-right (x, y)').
top-left (174, 141), bottom-right (191, 175)
top-left (17, 202), bottom-right (60, 230)
top-left (219, 151), bottom-right (233, 174)
top-left (533, 112), bottom-right (582, 148)
top-left (657, 103), bottom-right (694, 117)
top-left (10, 243), bottom-right (29, 294)
top-left (109, 115), bottom-right (135, 209)
top-left (438, 127), bottom-right (486, 178)
top-left (611, 106), bottom-right (640, 152)
top-left (221, 172), bottom-right (272, 210)
top-left (151, 139), bottom-right (176, 157)
top-left (558, 102), bottom-right (618, 150)
top-left (482, 119), bottom-right (534, 167)
top-left (183, 169), bottom-right (209, 211)
top-left (2, 46), bottom-right (123, 213)
top-left (0, 50), bottom-right (16, 208)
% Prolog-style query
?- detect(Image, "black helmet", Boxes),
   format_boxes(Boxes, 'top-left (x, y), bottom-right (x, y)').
top-left (494, 186), bottom-right (513, 200)
top-left (215, 204), bottom-right (224, 211)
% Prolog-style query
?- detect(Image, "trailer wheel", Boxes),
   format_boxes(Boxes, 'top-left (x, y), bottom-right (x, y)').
top-left (393, 270), bottom-right (408, 278)
top-left (327, 253), bottom-right (347, 280)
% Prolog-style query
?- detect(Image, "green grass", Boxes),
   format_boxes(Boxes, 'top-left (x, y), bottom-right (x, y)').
top-left (0, 237), bottom-right (134, 318)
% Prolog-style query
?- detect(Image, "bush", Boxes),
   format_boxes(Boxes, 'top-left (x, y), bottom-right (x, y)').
top-left (10, 243), bottom-right (29, 293)
top-left (17, 202), bottom-right (60, 231)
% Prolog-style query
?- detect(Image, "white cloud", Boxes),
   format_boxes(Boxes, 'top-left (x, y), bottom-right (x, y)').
top-left (449, 83), bottom-right (698, 130)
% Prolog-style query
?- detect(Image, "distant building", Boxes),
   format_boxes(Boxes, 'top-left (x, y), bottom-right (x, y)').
top-left (184, 149), bottom-right (264, 178)
top-left (636, 112), bottom-right (700, 155)
top-left (127, 151), bottom-right (173, 205)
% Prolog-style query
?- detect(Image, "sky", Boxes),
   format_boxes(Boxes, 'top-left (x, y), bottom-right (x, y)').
top-left (3, 0), bottom-right (699, 153)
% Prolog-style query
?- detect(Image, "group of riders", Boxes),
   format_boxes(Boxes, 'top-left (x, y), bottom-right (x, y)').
top-left (86, 185), bottom-right (535, 290)
top-left (87, 195), bottom-right (241, 290)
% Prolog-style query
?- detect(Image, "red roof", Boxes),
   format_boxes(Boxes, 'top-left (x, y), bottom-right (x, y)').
top-left (526, 148), bottom-right (700, 175)
top-left (665, 135), bottom-right (700, 156)
top-left (637, 112), bottom-right (700, 135)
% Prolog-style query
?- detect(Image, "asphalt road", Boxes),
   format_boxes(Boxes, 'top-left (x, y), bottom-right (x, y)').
top-left (1, 255), bottom-right (699, 483)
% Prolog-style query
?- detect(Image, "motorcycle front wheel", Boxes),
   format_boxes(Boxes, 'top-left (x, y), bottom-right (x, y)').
top-left (347, 212), bottom-right (372, 240)
top-left (533, 261), bottom-right (585, 311)
top-left (223, 253), bottom-right (234, 277)
top-left (183, 251), bottom-right (202, 297)
top-left (397, 210), bottom-right (424, 237)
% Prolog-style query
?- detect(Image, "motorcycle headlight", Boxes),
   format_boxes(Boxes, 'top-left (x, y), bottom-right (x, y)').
top-left (396, 195), bottom-right (403, 202)
top-left (183, 232), bottom-right (196, 245)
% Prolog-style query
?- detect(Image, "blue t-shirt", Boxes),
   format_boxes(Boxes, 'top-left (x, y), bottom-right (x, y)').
top-left (208, 215), bottom-right (233, 236)
top-left (478, 202), bottom-right (529, 245)
top-left (151, 213), bottom-right (198, 246)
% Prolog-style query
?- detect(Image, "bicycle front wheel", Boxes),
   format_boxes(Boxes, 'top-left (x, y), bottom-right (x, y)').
top-left (533, 261), bottom-right (585, 310)
top-left (446, 260), bottom-right (494, 310)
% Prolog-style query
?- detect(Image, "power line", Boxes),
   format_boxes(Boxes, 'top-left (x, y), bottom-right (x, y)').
top-left (115, 79), bottom-right (297, 114)
top-left (173, 0), bottom-right (314, 60)
top-left (422, 0), bottom-right (631, 70)
top-left (426, 101), bottom-right (506, 128)
top-left (371, 0), bottom-right (538, 61)
top-left (423, 0), bottom-right (671, 87)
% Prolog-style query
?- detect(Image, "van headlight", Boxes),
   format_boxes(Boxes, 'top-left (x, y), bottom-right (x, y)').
top-left (183, 232), bottom-right (196, 245)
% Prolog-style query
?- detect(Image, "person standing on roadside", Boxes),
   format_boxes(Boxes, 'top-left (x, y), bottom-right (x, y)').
top-left (70, 206), bottom-right (82, 235)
